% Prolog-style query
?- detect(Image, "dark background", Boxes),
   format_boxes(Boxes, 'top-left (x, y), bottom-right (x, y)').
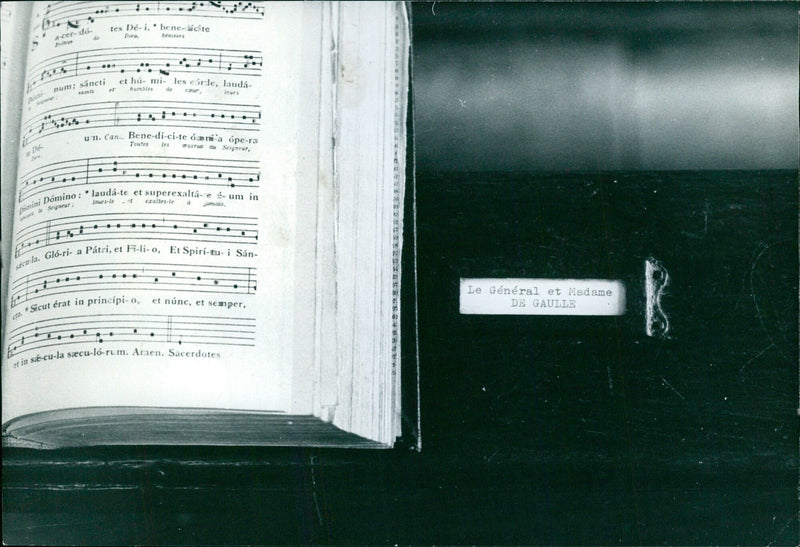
top-left (4, 3), bottom-right (798, 545)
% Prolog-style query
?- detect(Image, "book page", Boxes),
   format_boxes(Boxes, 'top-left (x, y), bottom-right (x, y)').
top-left (1, 2), bottom-right (31, 333)
top-left (2, 2), bottom-right (319, 423)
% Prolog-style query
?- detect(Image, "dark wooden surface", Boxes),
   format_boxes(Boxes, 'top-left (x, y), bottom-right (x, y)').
top-left (4, 3), bottom-right (799, 545)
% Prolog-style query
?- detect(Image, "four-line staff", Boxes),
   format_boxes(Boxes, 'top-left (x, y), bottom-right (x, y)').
top-left (17, 156), bottom-right (260, 203)
top-left (10, 262), bottom-right (257, 308)
top-left (13, 212), bottom-right (258, 259)
top-left (6, 313), bottom-right (257, 358)
top-left (21, 100), bottom-right (261, 146)
top-left (37, 1), bottom-right (264, 37)
top-left (26, 46), bottom-right (262, 93)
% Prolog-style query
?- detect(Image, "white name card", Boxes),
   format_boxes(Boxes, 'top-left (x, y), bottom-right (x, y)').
top-left (460, 278), bottom-right (625, 316)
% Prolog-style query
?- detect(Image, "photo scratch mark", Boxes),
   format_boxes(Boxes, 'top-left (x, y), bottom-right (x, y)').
top-left (660, 376), bottom-right (684, 400)
top-left (749, 242), bottom-right (789, 363)
top-left (309, 455), bottom-right (323, 527)
top-left (739, 342), bottom-right (775, 372)
top-left (680, 229), bottom-right (703, 240)
top-left (766, 509), bottom-right (800, 547)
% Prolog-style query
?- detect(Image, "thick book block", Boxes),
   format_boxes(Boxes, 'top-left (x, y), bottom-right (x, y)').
top-left (1, 2), bottom-right (415, 448)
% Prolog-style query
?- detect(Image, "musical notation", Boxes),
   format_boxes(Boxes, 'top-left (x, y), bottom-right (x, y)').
top-left (37, 1), bottom-right (264, 37)
top-left (1, 5), bottom-right (13, 72)
top-left (6, 313), bottom-right (256, 357)
top-left (22, 100), bottom-right (260, 146)
top-left (26, 47), bottom-right (262, 93)
top-left (10, 262), bottom-right (256, 307)
top-left (13, 212), bottom-right (258, 259)
top-left (18, 156), bottom-right (260, 203)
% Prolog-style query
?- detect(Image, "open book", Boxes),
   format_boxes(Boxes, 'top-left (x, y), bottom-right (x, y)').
top-left (0, 2), bottom-right (410, 448)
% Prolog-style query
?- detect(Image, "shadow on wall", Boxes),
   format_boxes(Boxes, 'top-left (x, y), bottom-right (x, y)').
top-left (412, 2), bottom-right (799, 172)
